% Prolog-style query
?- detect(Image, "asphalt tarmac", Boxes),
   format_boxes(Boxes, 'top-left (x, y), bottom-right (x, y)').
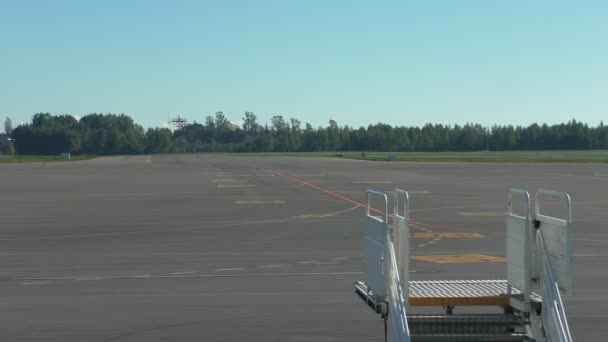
top-left (1, 155), bottom-right (606, 341)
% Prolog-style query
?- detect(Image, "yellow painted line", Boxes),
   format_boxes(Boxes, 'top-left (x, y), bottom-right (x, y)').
top-left (457, 211), bottom-right (506, 217)
top-left (217, 184), bottom-right (256, 188)
top-left (411, 233), bottom-right (485, 239)
top-left (235, 200), bottom-right (285, 204)
top-left (22, 281), bottom-right (49, 285)
top-left (168, 271), bottom-right (195, 275)
top-left (297, 261), bottom-right (320, 264)
top-left (256, 264), bottom-right (291, 269)
top-left (410, 296), bottom-right (509, 307)
top-left (212, 179), bottom-right (248, 182)
top-left (215, 268), bottom-right (244, 272)
top-left (411, 254), bottom-right (506, 264)
top-left (352, 181), bottom-right (392, 184)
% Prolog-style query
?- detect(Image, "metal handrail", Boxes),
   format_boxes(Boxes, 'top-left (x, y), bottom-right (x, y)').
top-left (386, 235), bottom-right (411, 341)
top-left (393, 189), bottom-right (410, 220)
top-left (535, 189), bottom-right (572, 225)
top-left (393, 188), bottom-right (410, 299)
top-left (367, 189), bottom-right (388, 223)
top-left (508, 189), bottom-right (530, 219)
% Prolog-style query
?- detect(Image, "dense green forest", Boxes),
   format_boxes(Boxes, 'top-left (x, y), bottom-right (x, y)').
top-left (2, 112), bottom-right (608, 155)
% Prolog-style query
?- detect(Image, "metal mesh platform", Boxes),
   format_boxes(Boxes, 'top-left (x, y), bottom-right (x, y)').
top-left (409, 279), bottom-right (520, 306)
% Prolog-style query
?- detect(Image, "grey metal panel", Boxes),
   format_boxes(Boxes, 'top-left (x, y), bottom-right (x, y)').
top-left (538, 230), bottom-right (573, 342)
top-left (506, 215), bottom-right (529, 292)
top-left (539, 221), bottom-right (572, 295)
top-left (386, 239), bottom-right (411, 342)
top-left (364, 216), bottom-right (388, 300)
top-left (364, 189), bottom-right (390, 300)
top-left (506, 189), bottom-right (532, 303)
top-left (535, 189), bottom-right (572, 295)
top-left (394, 189), bottom-right (410, 301)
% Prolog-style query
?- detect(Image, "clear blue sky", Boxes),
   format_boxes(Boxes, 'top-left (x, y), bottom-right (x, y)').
top-left (1, 0), bottom-right (606, 129)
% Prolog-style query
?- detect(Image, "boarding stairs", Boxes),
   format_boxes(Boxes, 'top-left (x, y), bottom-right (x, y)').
top-left (355, 189), bottom-right (573, 342)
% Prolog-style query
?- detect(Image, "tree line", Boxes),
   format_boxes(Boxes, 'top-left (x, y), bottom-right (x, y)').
top-left (3, 112), bottom-right (608, 155)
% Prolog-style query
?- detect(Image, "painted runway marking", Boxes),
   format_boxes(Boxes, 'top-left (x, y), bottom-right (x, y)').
top-left (22, 281), bottom-right (48, 285)
top-left (352, 181), bottom-right (392, 184)
top-left (26, 191), bottom-right (208, 199)
top-left (168, 271), bottom-right (195, 275)
top-left (256, 264), bottom-right (291, 269)
top-left (217, 184), bottom-right (256, 188)
top-left (411, 233), bottom-right (485, 238)
top-left (235, 200), bottom-right (285, 204)
top-left (331, 256), bottom-right (351, 261)
top-left (215, 174), bottom-right (275, 177)
top-left (314, 262), bottom-right (339, 265)
top-left (412, 254), bottom-right (506, 264)
top-left (215, 268), bottom-right (244, 272)
top-left (133, 274), bottom-right (151, 278)
top-left (322, 172), bottom-right (352, 175)
top-left (235, 162), bottom-right (367, 208)
top-left (212, 179), bottom-right (249, 182)
top-left (457, 211), bottom-right (506, 217)
top-left (297, 261), bottom-right (320, 264)
top-left (233, 160), bottom-right (498, 235)
top-left (293, 204), bottom-right (361, 219)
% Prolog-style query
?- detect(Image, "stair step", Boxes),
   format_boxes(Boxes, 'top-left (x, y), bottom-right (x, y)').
top-left (410, 333), bottom-right (529, 342)
top-left (408, 314), bottom-right (521, 325)
top-left (408, 314), bottom-right (524, 335)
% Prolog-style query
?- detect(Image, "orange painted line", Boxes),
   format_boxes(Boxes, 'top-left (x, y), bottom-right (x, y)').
top-left (234, 160), bottom-right (496, 235)
top-left (236, 161), bottom-right (367, 209)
